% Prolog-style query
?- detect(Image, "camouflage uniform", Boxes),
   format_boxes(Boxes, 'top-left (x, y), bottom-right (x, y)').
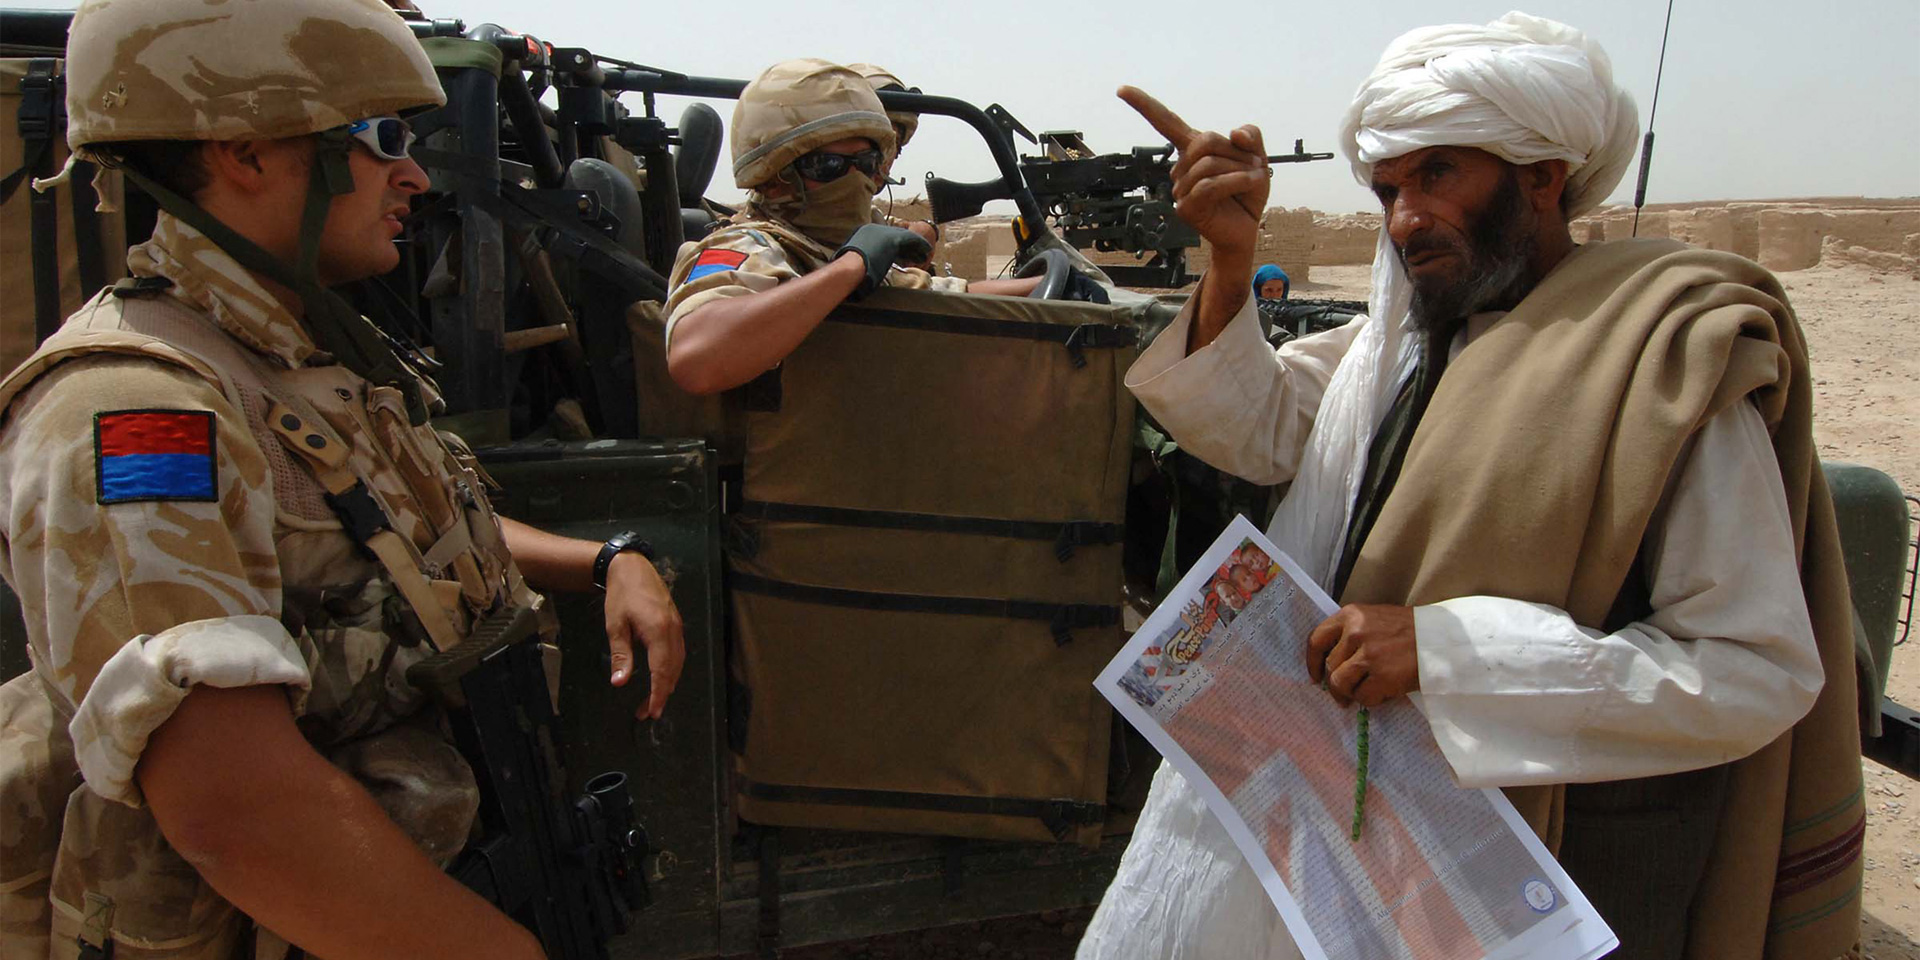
top-left (661, 211), bottom-right (966, 348)
top-left (0, 209), bottom-right (530, 960)
top-left (0, 1), bottom-right (523, 956)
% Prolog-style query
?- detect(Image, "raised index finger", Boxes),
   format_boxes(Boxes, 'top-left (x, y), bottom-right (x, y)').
top-left (1117, 85), bottom-right (1195, 149)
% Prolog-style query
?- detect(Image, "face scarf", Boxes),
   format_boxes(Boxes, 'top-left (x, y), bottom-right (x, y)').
top-left (755, 170), bottom-right (881, 247)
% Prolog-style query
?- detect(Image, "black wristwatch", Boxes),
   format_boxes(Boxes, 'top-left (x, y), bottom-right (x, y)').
top-left (592, 530), bottom-right (655, 591)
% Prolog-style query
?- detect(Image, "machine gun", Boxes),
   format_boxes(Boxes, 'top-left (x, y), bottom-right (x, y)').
top-left (406, 605), bottom-right (650, 960)
top-left (926, 130), bottom-right (1332, 288)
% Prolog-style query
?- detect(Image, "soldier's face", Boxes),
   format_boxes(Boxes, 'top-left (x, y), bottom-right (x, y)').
top-left (315, 140), bottom-right (430, 285)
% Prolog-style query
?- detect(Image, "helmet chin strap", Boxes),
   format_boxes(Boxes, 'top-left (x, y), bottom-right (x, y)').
top-left (116, 130), bottom-right (431, 425)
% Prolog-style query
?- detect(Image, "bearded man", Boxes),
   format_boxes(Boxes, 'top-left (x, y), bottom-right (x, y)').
top-left (1078, 13), bottom-right (1863, 960)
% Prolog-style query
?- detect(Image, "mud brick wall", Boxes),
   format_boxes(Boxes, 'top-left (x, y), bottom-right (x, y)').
top-left (931, 198), bottom-right (1920, 279)
top-left (1251, 207), bottom-right (1315, 281)
top-left (1312, 213), bottom-right (1382, 266)
top-left (1758, 208), bottom-right (1833, 271)
top-left (1667, 208), bottom-right (1736, 252)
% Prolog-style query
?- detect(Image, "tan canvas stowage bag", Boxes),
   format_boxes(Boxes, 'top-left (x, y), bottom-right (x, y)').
top-left (727, 286), bottom-right (1137, 846)
top-left (0, 58), bottom-right (126, 374)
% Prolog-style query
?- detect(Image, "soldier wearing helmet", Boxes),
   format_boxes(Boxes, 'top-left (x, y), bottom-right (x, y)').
top-left (0, 1), bottom-right (683, 956)
top-left (846, 62), bottom-right (940, 256)
top-left (663, 58), bottom-right (1044, 396)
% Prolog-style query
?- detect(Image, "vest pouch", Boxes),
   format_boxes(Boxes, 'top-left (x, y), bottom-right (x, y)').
top-left (47, 791), bottom-right (245, 960)
top-left (363, 382), bottom-right (506, 614)
top-left (362, 383), bottom-right (466, 540)
top-left (286, 578), bottom-right (436, 747)
top-left (1, 673), bottom-right (78, 960)
top-left (730, 287), bottom-right (1138, 845)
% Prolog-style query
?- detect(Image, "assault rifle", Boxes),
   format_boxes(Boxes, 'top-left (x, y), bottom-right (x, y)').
top-left (926, 130), bottom-right (1333, 288)
top-left (407, 605), bottom-right (650, 960)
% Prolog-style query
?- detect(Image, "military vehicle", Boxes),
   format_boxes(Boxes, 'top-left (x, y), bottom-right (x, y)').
top-left (2, 8), bottom-right (1914, 959)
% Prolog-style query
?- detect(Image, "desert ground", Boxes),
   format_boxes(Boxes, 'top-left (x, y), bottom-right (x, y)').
top-left (727, 222), bottom-right (1920, 959)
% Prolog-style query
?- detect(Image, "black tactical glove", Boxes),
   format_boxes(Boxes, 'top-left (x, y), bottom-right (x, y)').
top-left (835, 224), bottom-right (934, 301)
top-left (1063, 267), bottom-right (1111, 305)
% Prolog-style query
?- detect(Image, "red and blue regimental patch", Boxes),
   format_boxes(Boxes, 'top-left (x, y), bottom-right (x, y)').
top-left (94, 410), bottom-right (218, 504)
top-left (683, 248), bottom-right (748, 284)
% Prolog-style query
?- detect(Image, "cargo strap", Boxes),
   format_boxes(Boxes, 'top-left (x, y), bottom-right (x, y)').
top-left (741, 779), bottom-right (1106, 841)
top-left (0, 60), bottom-right (56, 205)
top-left (827, 307), bottom-right (1136, 369)
top-left (729, 572), bottom-right (1118, 646)
top-left (735, 499), bottom-right (1123, 562)
top-left (5, 60), bottom-right (63, 340)
top-left (264, 400), bottom-right (466, 654)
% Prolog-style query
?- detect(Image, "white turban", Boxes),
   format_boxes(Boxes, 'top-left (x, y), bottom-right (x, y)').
top-left (1340, 11), bottom-right (1640, 219)
top-left (1268, 12), bottom-right (1642, 589)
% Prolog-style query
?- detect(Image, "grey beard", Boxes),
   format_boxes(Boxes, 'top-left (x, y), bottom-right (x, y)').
top-left (1408, 249), bottom-right (1529, 340)
top-left (1403, 171), bottom-right (1536, 340)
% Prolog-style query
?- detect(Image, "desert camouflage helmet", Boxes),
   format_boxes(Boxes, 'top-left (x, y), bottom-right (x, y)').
top-left (847, 63), bottom-right (919, 149)
top-left (731, 59), bottom-right (896, 190)
top-left (63, 0), bottom-right (445, 155)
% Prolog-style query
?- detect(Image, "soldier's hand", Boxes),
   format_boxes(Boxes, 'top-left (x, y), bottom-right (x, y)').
top-left (1305, 604), bottom-right (1421, 708)
top-left (1117, 86), bottom-right (1269, 262)
top-left (605, 552), bottom-right (685, 720)
top-left (835, 223), bottom-right (934, 300)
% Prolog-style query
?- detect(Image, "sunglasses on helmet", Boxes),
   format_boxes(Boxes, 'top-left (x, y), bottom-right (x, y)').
top-left (339, 116), bottom-right (416, 162)
top-left (790, 147), bottom-right (884, 183)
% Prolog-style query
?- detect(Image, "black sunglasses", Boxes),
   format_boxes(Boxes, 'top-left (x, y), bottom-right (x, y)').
top-left (791, 148), bottom-right (884, 183)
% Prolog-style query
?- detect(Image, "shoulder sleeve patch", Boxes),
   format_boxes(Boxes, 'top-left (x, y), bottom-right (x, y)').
top-left (685, 248), bottom-right (751, 284)
top-left (94, 409), bottom-right (219, 504)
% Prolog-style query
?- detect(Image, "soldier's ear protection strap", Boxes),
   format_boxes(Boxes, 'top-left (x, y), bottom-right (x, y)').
top-left (297, 129), bottom-right (356, 281)
top-left (113, 144), bottom-right (430, 425)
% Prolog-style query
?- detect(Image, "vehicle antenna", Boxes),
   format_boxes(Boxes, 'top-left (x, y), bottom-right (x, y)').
top-left (1632, 0), bottom-right (1678, 237)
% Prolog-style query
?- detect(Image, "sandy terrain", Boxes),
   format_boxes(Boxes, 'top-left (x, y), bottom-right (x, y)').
top-left (1787, 261), bottom-right (1920, 960)
top-left (731, 257), bottom-right (1920, 960)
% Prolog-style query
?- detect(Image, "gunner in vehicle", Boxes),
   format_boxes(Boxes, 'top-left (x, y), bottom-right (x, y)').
top-left (662, 59), bottom-right (1045, 396)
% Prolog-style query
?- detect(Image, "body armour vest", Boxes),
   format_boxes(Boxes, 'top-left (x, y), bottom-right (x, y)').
top-left (0, 285), bottom-right (531, 960)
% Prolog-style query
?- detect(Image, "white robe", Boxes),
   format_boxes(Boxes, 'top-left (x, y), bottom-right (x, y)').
top-left (1076, 295), bottom-right (1823, 960)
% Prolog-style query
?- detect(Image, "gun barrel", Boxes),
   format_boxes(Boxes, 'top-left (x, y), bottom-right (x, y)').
top-left (1266, 151), bottom-right (1336, 165)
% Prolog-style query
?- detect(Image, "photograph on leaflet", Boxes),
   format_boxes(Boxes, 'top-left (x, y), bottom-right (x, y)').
top-left (1096, 516), bottom-right (1619, 960)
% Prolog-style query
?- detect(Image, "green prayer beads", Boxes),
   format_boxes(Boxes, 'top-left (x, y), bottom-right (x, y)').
top-left (1350, 707), bottom-right (1371, 842)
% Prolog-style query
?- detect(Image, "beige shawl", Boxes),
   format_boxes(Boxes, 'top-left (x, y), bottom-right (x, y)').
top-left (1342, 238), bottom-right (1863, 959)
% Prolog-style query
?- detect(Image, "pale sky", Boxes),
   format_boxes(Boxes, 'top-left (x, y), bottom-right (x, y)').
top-left (11, 0), bottom-right (1918, 214)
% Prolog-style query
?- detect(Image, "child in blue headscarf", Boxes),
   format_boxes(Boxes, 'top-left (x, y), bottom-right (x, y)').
top-left (1252, 265), bottom-right (1291, 341)
top-left (1253, 264), bottom-right (1290, 301)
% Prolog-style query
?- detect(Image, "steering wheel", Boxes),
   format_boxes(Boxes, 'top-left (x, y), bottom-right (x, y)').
top-left (1014, 248), bottom-right (1074, 300)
